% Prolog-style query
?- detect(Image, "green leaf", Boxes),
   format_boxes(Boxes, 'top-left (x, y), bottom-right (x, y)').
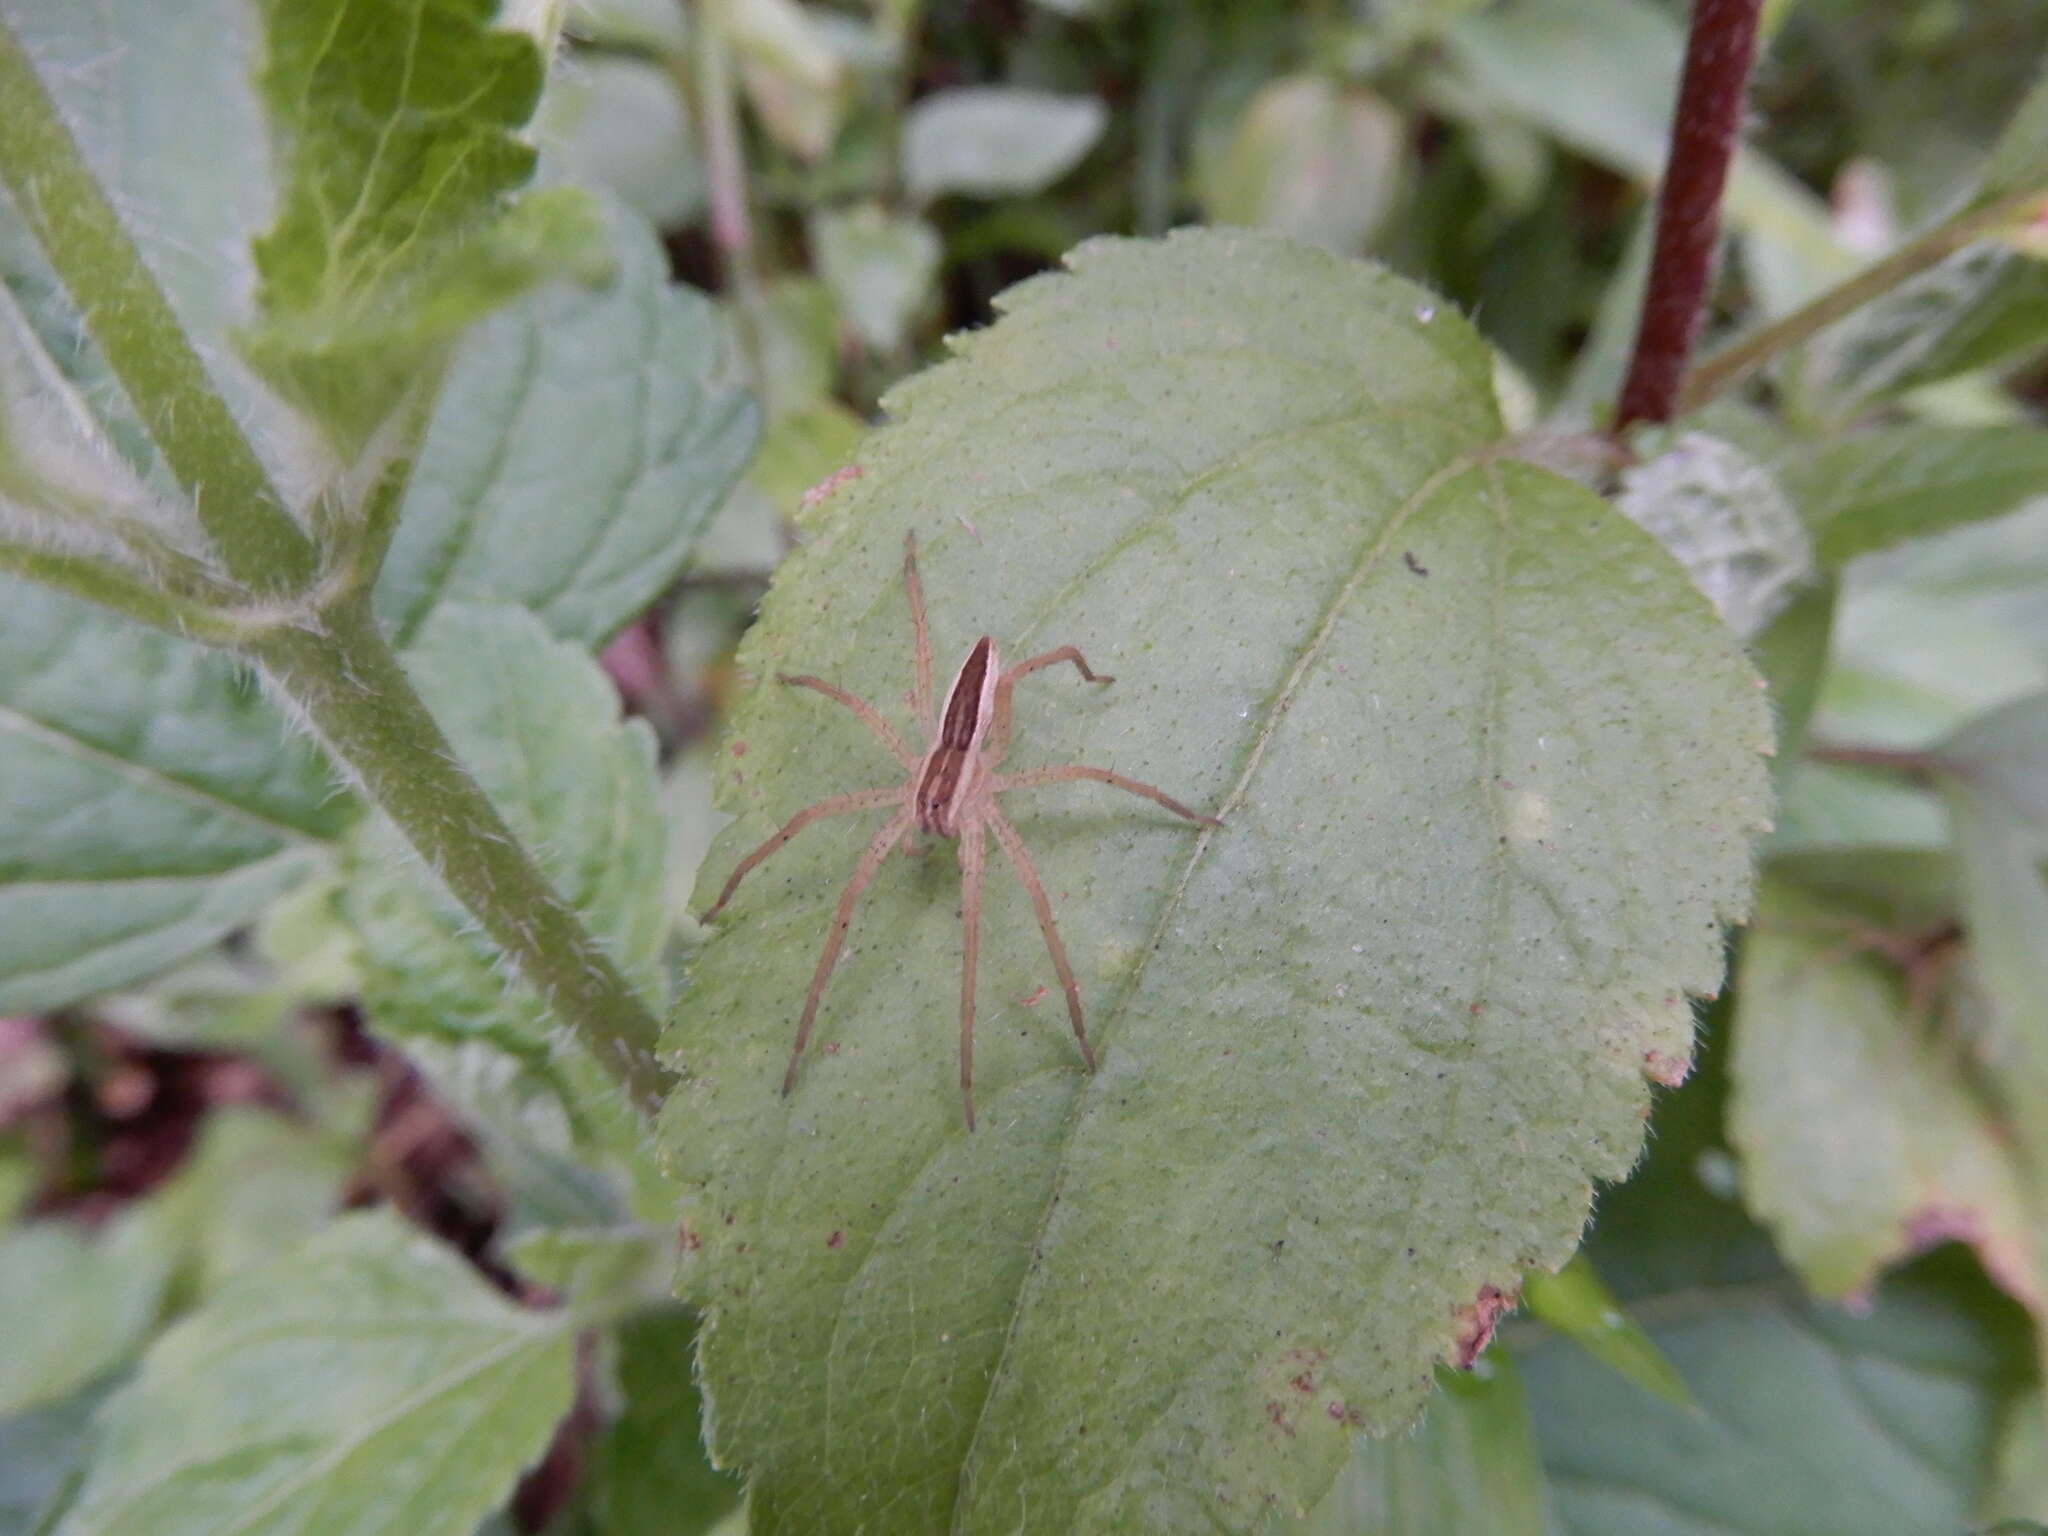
top-left (1195, 75), bottom-right (1406, 254)
top-left (538, 57), bottom-right (705, 229)
top-left (1979, 67), bottom-right (2048, 205)
top-left (1301, 1359), bottom-right (1550, 1535)
top-left (375, 203), bottom-right (758, 650)
top-left (808, 203), bottom-right (940, 352)
top-left (578, 1309), bottom-right (744, 1536)
top-left (0, 1383), bottom-right (103, 1535)
top-left (0, 1212), bottom-right (173, 1417)
top-left (1751, 580), bottom-right (1836, 769)
top-left (1520, 1256), bottom-right (1692, 1410)
top-left (341, 605), bottom-right (669, 1219)
top-left (53, 1211), bottom-right (576, 1536)
top-left (1796, 245), bottom-right (2048, 414)
top-left (243, 0), bottom-right (610, 448)
top-left (1524, 1256), bottom-right (2035, 1535)
top-left (501, 1226), bottom-right (670, 1320)
top-left (901, 88), bottom-right (1108, 204)
top-left (1786, 424), bottom-right (2048, 569)
top-left (0, 579), bottom-right (347, 1012)
top-left (0, 0), bottom-right (274, 405)
top-left (147, 1106), bottom-right (365, 1301)
top-left (662, 230), bottom-right (1772, 1527)
top-left (1729, 879), bottom-right (2039, 1309)
top-left (1940, 691), bottom-right (2048, 835)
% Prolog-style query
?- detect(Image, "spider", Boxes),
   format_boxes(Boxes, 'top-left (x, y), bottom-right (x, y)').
top-left (701, 532), bottom-right (1221, 1130)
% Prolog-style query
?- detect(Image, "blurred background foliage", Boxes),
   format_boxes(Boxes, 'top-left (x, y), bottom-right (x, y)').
top-left (5, 0), bottom-right (2048, 1531)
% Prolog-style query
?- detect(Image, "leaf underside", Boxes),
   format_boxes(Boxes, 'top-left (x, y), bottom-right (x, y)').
top-left (658, 229), bottom-right (1772, 1531)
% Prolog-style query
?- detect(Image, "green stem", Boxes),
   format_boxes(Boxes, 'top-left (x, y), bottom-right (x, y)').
top-left (0, 17), bottom-right (317, 595)
top-left (253, 598), bottom-right (672, 1113)
top-left (1678, 188), bottom-right (2048, 414)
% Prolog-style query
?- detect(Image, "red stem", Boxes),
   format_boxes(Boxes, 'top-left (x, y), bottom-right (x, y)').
top-left (1614, 0), bottom-right (1767, 433)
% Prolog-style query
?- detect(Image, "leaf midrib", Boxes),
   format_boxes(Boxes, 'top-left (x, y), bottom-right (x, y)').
top-left (0, 701), bottom-right (330, 848)
top-left (945, 442), bottom-right (1492, 1527)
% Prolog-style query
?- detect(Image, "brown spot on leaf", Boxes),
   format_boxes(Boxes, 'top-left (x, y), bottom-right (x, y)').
top-left (827, 1230), bottom-right (845, 1249)
top-left (677, 1225), bottom-right (702, 1253)
top-left (799, 463), bottom-right (863, 509)
top-left (1451, 1283), bottom-right (1518, 1369)
top-left (1642, 1049), bottom-right (1690, 1087)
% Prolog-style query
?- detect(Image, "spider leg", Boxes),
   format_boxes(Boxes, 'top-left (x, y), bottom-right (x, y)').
top-left (776, 673), bottom-right (915, 769)
top-left (986, 807), bottom-right (1095, 1075)
top-left (783, 809), bottom-right (915, 1098)
top-left (904, 532), bottom-right (935, 734)
top-left (993, 764), bottom-right (1222, 827)
top-left (701, 786), bottom-right (907, 922)
top-left (990, 645), bottom-right (1113, 764)
top-left (958, 819), bottom-right (986, 1132)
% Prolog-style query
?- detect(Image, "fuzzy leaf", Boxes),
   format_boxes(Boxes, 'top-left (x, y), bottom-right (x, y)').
top-left (0, 579), bottom-right (346, 1012)
top-left (661, 230), bottom-right (1772, 1529)
top-left (1787, 424), bottom-right (2048, 568)
top-left (1729, 878), bottom-right (2039, 1310)
top-left (53, 1211), bottom-right (575, 1536)
top-left (0, 1212), bottom-right (174, 1417)
top-left (809, 204), bottom-right (939, 352)
top-left (375, 203), bottom-right (758, 649)
top-left (901, 88), bottom-right (1108, 204)
top-left (1525, 1259), bottom-right (2035, 1535)
top-left (243, 0), bottom-right (609, 447)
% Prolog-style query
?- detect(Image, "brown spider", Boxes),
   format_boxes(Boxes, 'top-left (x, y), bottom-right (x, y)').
top-left (702, 532), bottom-right (1221, 1130)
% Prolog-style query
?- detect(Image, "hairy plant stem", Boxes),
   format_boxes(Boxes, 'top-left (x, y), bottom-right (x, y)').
top-left (1613, 0), bottom-right (1765, 432)
top-left (1678, 187), bottom-right (2048, 413)
top-left (0, 18), bottom-right (316, 594)
top-left (253, 598), bottom-right (671, 1113)
top-left (2, 20), bottom-right (670, 1115)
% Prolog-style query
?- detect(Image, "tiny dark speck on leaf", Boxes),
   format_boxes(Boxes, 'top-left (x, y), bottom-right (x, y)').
top-left (827, 1230), bottom-right (845, 1249)
top-left (1403, 551), bottom-right (1429, 576)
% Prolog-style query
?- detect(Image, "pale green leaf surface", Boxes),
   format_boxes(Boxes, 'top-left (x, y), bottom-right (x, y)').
top-left (579, 1309), bottom-right (745, 1536)
top-left (809, 204), bottom-right (940, 352)
top-left (0, 578), bottom-right (346, 1012)
top-left (1, 0), bottom-right (273, 415)
top-left (661, 230), bottom-right (1771, 1530)
top-left (342, 605), bottom-right (669, 1218)
top-left (1533, 1008), bottom-right (2034, 1534)
top-left (1785, 424), bottom-right (2048, 568)
top-left (0, 1383), bottom-right (102, 1535)
top-left (1980, 68), bottom-right (2048, 204)
top-left (1525, 1262), bottom-right (2033, 1535)
top-left (537, 59), bottom-right (704, 229)
top-left (902, 88), bottom-right (1108, 204)
top-left (1729, 879), bottom-right (2038, 1309)
top-left (1944, 782), bottom-right (2048, 1127)
top-left (1196, 76), bottom-right (1405, 254)
top-left (53, 1211), bottom-right (574, 1536)
top-left (501, 1226), bottom-right (670, 1320)
top-left (375, 204), bottom-right (758, 650)
top-left (1795, 246), bottom-right (2048, 415)
top-left (147, 1107), bottom-right (362, 1300)
top-left (1298, 1361), bottom-right (1549, 1536)
top-left (244, 0), bottom-right (609, 446)
top-left (0, 1213), bottom-right (172, 1417)
top-left (1940, 691), bottom-right (2048, 835)
top-left (1520, 1257), bottom-right (1691, 1410)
